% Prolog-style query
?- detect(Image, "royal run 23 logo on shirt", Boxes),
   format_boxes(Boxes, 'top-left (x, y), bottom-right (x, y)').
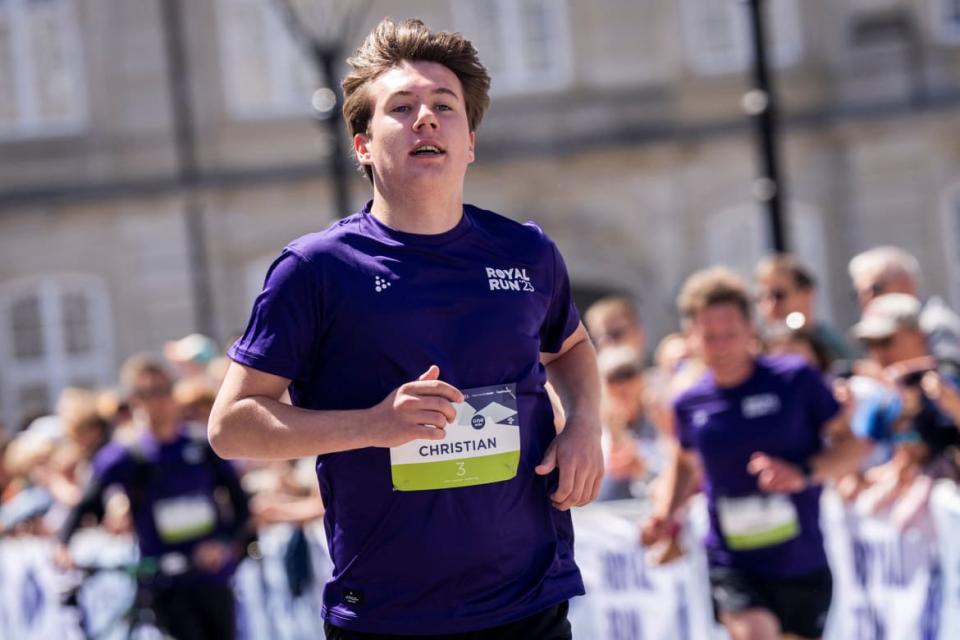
top-left (485, 267), bottom-right (535, 292)
top-left (389, 383), bottom-right (521, 491)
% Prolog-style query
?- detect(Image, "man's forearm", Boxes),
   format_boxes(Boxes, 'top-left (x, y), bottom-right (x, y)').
top-left (544, 336), bottom-right (601, 432)
top-left (810, 435), bottom-right (872, 485)
top-left (209, 397), bottom-right (372, 460)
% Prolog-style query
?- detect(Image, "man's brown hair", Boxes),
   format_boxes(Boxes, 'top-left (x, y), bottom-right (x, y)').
top-left (677, 266), bottom-right (753, 322)
top-left (119, 354), bottom-right (172, 396)
top-left (342, 18), bottom-right (491, 181)
top-left (755, 253), bottom-right (816, 290)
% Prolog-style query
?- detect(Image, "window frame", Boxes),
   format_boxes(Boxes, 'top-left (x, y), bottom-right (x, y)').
top-left (215, 0), bottom-right (322, 121)
top-left (0, 274), bottom-right (114, 431)
top-left (0, 0), bottom-right (88, 140)
top-left (931, 0), bottom-right (960, 45)
top-left (680, 0), bottom-right (804, 77)
top-left (450, 0), bottom-right (574, 96)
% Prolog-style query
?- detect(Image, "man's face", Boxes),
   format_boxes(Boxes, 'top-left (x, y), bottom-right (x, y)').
top-left (756, 271), bottom-right (811, 323)
top-left (588, 312), bottom-right (646, 354)
top-left (689, 303), bottom-right (753, 370)
top-left (852, 269), bottom-right (915, 309)
top-left (130, 371), bottom-right (177, 427)
top-left (862, 328), bottom-right (925, 368)
top-left (354, 60), bottom-right (475, 193)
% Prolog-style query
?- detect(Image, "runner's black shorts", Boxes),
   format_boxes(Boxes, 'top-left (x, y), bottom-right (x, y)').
top-left (323, 602), bottom-right (571, 640)
top-left (709, 565), bottom-right (833, 639)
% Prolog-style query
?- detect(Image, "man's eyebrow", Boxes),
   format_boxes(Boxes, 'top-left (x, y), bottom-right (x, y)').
top-left (388, 87), bottom-right (460, 99)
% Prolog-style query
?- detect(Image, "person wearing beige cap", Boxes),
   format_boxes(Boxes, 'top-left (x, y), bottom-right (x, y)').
top-left (849, 246), bottom-right (960, 366)
top-left (851, 293), bottom-right (960, 461)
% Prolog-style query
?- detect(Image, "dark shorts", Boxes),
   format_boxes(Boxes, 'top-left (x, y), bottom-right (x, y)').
top-left (709, 565), bottom-right (833, 639)
top-left (323, 602), bottom-right (571, 640)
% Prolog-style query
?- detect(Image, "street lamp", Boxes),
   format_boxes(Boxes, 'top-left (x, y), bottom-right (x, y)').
top-left (272, 0), bottom-right (371, 218)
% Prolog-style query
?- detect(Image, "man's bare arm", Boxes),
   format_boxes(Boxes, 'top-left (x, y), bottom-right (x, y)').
top-left (209, 362), bottom-right (463, 460)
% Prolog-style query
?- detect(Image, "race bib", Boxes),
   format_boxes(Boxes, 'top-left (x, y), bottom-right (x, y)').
top-left (716, 493), bottom-right (800, 550)
top-left (390, 383), bottom-right (521, 491)
top-left (153, 495), bottom-right (217, 543)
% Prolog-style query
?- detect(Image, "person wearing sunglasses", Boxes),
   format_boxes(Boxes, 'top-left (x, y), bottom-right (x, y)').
top-left (584, 295), bottom-right (647, 357)
top-left (849, 246), bottom-right (960, 367)
top-left (754, 254), bottom-right (855, 363)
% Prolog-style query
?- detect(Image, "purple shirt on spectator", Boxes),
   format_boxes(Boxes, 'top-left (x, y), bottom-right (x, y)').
top-left (674, 355), bottom-right (840, 577)
top-left (229, 203), bottom-right (584, 634)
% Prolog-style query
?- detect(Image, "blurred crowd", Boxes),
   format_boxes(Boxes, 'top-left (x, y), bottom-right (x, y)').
top-left (586, 245), bottom-right (960, 543)
top-left (0, 333), bottom-right (323, 540)
top-left (1, 244), bottom-right (959, 549)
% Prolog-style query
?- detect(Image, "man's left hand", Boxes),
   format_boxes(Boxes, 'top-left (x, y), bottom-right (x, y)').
top-left (535, 416), bottom-right (603, 510)
top-left (192, 540), bottom-right (233, 573)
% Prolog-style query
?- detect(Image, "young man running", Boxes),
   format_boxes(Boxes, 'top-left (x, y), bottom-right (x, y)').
top-left (642, 267), bottom-right (868, 640)
top-left (209, 18), bottom-right (602, 639)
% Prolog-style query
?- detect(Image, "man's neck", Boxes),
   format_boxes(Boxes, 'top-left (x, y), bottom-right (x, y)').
top-left (712, 356), bottom-right (755, 388)
top-left (147, 420), bottom-right (180, 443)
top-left (370, 183), bottom-right (464, 235)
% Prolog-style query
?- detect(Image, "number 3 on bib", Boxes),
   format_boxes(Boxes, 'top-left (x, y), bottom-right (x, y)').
top-left (456, 462), bottom-right (466, 477)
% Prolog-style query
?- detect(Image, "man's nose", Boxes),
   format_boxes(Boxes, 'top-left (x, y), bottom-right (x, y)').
top-left (413, 105), bottom-right (438, 130)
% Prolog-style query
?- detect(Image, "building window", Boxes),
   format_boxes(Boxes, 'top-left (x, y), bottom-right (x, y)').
top-left (451, 0), bottom-right (573, 94)
top-left (681, 0), bottom-right (803, 76)
top-left (0, 275), bottom-right (114, 431)
top-left (216, 0), bottom-right (322, 119)
top-left (932, 0), bottom-right (960, 44)
top-left (0, 0), bottom-right (86, 138)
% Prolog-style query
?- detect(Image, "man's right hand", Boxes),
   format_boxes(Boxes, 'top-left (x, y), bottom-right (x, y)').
top-left (53, 543), bottom-right (74, 571)
top-left (640, 513), bottom-right (675, 547)
top-left (365, 365), bottom-right (464, 448)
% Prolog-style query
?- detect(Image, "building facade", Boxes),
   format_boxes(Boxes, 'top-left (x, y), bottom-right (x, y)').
top-left (2, 0), bottom-right (960, 429)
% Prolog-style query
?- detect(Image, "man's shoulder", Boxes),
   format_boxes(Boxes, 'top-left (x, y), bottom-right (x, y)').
top-left (673, 373), bottom-right (716, 410)
top-left (757, 353), bottom-right (811, 381)
top-left (466, 204), bottom-right (554, 250)
top-left (284, 214), bottom-right (364, 264)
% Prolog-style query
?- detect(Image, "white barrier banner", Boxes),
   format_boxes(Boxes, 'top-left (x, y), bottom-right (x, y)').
top-left (3, 488), bottom-right (960, 639)
top-left (569, 499), bottom-right (724, 640)
top-left (931, 482), bottom-right (960, 639)
top-left (821, 488), bottom-right (945, 640)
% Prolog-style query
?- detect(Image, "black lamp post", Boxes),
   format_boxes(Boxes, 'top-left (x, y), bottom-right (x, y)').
top-left (744, 0), bottom-right (789, 253)
top-left (273, 0), bottom-right (371, 218)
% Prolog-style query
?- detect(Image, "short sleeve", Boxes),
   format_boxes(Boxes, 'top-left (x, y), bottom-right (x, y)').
top-left (539, 241), bottom-right (581, 353)
top-left (228, 249), bottom-right (324, 381)
top-left (673, 401), bottom-right (695, 451)
top-left (797, 365), bottom-right (841, 434)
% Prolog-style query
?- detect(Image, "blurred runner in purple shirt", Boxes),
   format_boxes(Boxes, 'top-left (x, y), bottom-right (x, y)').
top-left (642, 267), bottom-right (869, 640)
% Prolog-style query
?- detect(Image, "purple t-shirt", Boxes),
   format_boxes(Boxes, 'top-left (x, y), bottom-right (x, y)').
top-left (229, 203), bottom-right (584, 634)
top-left (91, 430), bottom-right (241, 584)
top-left (674, 355), bottom-right (840, 577)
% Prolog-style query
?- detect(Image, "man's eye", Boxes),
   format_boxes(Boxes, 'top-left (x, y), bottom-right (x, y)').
top-left (436, 104), bottom-right (453, 111)
top-left (392, 105), bottom-right (410, 113)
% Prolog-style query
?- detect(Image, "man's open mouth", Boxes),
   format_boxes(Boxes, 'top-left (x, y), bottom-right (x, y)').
top-left (410, 144), bottom-right (444, 156)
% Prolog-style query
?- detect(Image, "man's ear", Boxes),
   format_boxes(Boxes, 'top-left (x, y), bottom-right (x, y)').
top-left (467, 131), bottom-right (475, 164)
top-left (354, 132), bottom-right (373, 166)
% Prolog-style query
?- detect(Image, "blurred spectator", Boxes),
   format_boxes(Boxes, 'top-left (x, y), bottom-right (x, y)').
top-left (761, 322), bottom-right (833, 374)
top-left (164, 333), bottom-right (220, 379)
top-left (849, 293), bottom-right (960, 466)
top-left (584, 295), bottom-right (647, 357)
top-left (596, 346), bottom-right (656, 500)
top-left (174, 376), bottom-right (218, 428)
top-left (849, 246), bottom-right (960, 367)
top-left (755, 254), bottom-right (855, 361)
